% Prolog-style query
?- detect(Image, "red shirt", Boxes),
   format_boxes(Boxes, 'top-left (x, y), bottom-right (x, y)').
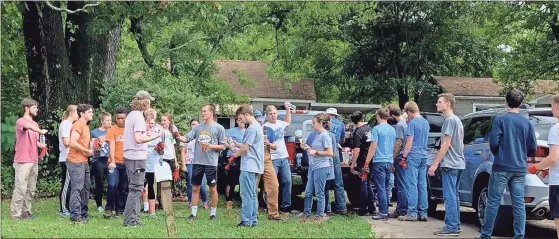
top-left (14, 118), bottom-right (39, 164)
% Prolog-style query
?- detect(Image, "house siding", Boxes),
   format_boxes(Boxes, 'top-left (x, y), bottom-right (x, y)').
top-left (454, 99), bottom-right (504, 117)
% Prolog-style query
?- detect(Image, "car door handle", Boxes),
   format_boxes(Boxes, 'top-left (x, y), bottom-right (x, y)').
top-left (473, 151), bottom-right (482, 156)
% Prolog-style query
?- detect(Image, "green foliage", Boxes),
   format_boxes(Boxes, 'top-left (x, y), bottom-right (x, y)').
top-left (1, 2), bottom-right (29, 119)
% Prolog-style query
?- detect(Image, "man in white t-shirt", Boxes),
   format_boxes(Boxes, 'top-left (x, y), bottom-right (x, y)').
top-left (528, 94), bottom-right (559, 238)
top-left (264, 103), bottom-right (292, 213)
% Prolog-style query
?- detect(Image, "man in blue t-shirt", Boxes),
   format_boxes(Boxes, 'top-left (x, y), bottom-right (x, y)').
top-left (398, 101), bottom-right (430, 222)
top-left (325, 108), bottom-right (347, 213)
top-left (478, 90), bottom-right (537, 239)
top-left (365, 109), bottom-right (396, 220)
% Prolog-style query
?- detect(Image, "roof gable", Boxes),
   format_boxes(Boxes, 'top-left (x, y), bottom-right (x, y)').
top-left (214, 60), bottom-right (316, 101)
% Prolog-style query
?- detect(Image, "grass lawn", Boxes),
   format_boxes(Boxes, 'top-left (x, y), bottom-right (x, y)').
top-left (2, 197), bottom-right (373, 238)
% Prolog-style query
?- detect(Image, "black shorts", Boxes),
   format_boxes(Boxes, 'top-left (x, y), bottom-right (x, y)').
top-left (549, 185), bottom-right (559, 219)
top-left (192, 164), bottom-right (217, 186)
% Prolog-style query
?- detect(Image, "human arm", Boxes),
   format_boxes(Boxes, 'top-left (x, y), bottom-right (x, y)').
top-left (393, 139), bottom-right (402, 158)
top-left (489, 118), bottom-right (502, 155)
top-left (527, 125), bottom-right (537, 157)
top-left (284, 103), bottom-right (292, 126)
top-left (428, 135), bottom-right (452, 176)
top-left (534, 145), bottom-right (559, 170)
top-left (207, 127), bottom-right (227, 151)
top-left (364, 128), bottom-right (378, 166)
top-left (19, 120), bottom-right (47, 135)
top-left (134, 131), bottom-right (160, 144)
top-left (307, 133), bottom-right (334, 157)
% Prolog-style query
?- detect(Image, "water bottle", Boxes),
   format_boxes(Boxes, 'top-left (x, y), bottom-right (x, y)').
top-left (285, 102), bottom-right (296, 111)
top-left (296, 153), bottom-right (302, 167)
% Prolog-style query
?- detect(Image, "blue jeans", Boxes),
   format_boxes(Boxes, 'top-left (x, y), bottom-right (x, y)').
top-left (240, 171), bottom-right (258, 226)
top-left (186, 164), bottom-right (207, 204)
top-left (373, 162), bottom-right (392, 216)
top-left (272, 158), bottom-right (292, 211)
top-left (332, 155), bottom-right (347, 212)
top-left (480, 171), bottom-right (526, 238)
top-left (404, 157), bottom-right (428, 217)
top-left (388, 172), bottom-right (394, 200)
top-left (394, 156), bottom-right (408, 215)
top-left (441, 168), bottom-right (462, 232)
top-left (360, 166), bottom-right (376, 214)
top-left (106, 163), bottom-right (128, 213)
top-left (303, 167), bottom-right (329, 217)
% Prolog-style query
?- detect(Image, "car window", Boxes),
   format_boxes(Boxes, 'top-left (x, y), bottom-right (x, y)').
top-left (423, 114), bottom-right (444, 132)
top-left (277, 113), bottom-right (317, 137)
top-left (463, 116), bottom-right (492, 144)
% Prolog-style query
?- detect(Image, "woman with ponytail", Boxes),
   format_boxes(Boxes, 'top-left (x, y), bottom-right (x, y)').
top-left (58, 105), bottom-right (78, 217)
top-left (298, 113), bottom-right (334, 223)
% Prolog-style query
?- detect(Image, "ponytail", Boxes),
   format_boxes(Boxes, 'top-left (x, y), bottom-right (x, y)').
top-left (62, 105), bottom-right (77, 120)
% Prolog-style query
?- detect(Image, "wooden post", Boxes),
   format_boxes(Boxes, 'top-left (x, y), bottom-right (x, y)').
top-left (160, 181), bottom-right (176, 238)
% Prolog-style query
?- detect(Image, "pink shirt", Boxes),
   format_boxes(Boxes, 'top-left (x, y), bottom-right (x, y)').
top-left (14, 117), bottom-right (39, 164)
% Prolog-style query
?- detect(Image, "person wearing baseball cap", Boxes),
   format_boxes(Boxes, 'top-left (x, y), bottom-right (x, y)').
top-left (325, 107), bottom-right (348, 214)
top-left (122, 90), bottom-right (161, 227)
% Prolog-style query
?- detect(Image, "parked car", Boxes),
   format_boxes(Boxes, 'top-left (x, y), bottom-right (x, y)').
top-left (427, 107), bottom-right (555, 236)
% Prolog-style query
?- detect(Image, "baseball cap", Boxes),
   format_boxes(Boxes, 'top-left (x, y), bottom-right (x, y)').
top-left (325, 108), bottom-right (339, 116)
top-left (133, 90), bottom-right (155, 101)
top-left (253, 110), bottom-right (265, 123)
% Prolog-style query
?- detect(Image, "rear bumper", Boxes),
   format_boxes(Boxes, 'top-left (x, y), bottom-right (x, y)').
top-left (498, 200), bottom-right (550, 220)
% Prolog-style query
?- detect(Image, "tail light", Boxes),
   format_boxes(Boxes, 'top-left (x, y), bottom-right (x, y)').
top-left (527, 146), bottom-right (550, 179)
top-left (527, 146), bottom-right (548, 163)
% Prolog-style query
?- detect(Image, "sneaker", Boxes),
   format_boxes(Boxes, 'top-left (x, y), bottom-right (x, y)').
top-left (59, 212), bottom-right (71, 217)
top-left (103, 210), bottom-right (113, 219)
top-left (226, 201), bottom-right (233, 209)
top-left (71, 218), bottom-right (85, 224)
top-left (313, 216), bottom-right (328, 223)
top-left (433, 228), bottom-right (459, 237)
top-left (237, 222), bottom-right (252, 227)
top-left (124, 222), bottom-right (143, 228)
top-left (209, 215), bottom-right (216, 221)
top-left (357, 210), bottom-right (368, 216)
top-left (398, 215), bottom-right (418, 221)
top-left (372, 214), bottom-right (389, 221)
top-left (10, 216), bottom-right (21, 221)
top-left (188, 214), bottom-right (196, 220)
top-left (268, 215), bottom-right (283, 221)
top-left (326, 212), bottom-right (334, 217)
top-left (335, 210), bottom-right (348, 215)
top-left (97, 206), bottom-right (104, 212)
top-left (115, 212), bottom-right (123, 217)
top-left (22, 212), bottom-right (35, 220)
top-left (296, 213), bottom-right (309, 221)
top-left (418, 216), bottom-right (428, 222)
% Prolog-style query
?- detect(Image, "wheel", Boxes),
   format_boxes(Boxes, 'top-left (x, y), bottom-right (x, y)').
top-left (474, 185), bottom-right (513, 237)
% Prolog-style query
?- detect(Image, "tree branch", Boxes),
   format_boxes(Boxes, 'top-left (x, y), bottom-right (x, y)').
top-left (130, 17), bottom-right (153, 68)
top-left (45, 1), bottom-right (101, 14)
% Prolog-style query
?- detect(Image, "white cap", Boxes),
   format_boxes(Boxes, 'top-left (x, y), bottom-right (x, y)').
top-left (325, 108), bottom-right (339, 116)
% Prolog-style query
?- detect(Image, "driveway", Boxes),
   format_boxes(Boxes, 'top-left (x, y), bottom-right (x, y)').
top-left (364, 204), bottom-right (557, 238)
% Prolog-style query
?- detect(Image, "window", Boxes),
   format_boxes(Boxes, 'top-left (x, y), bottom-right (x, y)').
top-left (217, 117), bottom-right (231, 130)
top-left (473, 103), bottom-right (502, 112)
top-left (463, 117), bottom-right (492, 144)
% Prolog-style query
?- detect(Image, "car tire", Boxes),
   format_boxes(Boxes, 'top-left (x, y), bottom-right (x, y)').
top-left (474, 185), bottom-right (513, 237)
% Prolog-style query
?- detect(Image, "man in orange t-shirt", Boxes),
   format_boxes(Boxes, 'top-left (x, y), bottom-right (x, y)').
top-left (67, 104), bottom-right (94, 224)
top-left (104, 107), bottom-right (128, 218)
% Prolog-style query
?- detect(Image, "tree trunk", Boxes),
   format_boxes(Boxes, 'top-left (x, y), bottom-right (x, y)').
top-left (398, 87), bottom-right (409, 110)
top-left (23, 1), bottom-right (70, 120)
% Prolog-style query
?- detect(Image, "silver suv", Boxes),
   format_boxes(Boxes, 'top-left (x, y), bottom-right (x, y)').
top-left (427, 107), bottom-right (555, 236)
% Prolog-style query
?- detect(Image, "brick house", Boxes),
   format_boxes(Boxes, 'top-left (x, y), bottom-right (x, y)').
top-left (214, 60), bottom-right (381, 128)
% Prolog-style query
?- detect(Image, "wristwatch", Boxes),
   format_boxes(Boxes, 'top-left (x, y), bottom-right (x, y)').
top-left (314, 151), bottom-right (319, 156)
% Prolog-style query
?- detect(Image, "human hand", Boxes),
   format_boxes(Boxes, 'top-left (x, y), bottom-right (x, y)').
top-left (527, 165), bottom-right (537, 174)
top-left (428, 165), bottom-right (438, 176)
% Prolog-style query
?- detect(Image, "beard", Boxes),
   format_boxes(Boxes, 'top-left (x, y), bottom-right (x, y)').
top-left (30, 111), bottom-right (38, 118)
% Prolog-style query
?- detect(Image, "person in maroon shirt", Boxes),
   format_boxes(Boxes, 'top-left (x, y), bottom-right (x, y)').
top-left (10, 98), bottom-right (48, 220)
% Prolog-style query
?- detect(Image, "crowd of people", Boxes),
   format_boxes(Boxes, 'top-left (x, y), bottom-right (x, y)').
top-left (7, 89), bottom-right (559, 237)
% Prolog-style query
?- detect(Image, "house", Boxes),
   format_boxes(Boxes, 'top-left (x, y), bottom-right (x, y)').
top-left (418, 76), bottom-right (559, 117)
top-left (214, 60), bottom-right (381, 128)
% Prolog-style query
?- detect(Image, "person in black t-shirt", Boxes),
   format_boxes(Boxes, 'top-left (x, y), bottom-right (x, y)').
top-left (349, 111), bottom-right (375, 216)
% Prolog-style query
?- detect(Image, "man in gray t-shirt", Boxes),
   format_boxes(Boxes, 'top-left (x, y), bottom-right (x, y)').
top-left (232, 105), bottom-right (264, 227)
top-left (178, 104), bottom-right (226, 221)
top-left (387, 104), bottom-right (408, 217)
top-left (428, 94), bottom-right (465, 236)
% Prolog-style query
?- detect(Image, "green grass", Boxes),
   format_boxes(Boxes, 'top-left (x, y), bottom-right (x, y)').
top-left (2, 197), bottom-right (373, 238)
